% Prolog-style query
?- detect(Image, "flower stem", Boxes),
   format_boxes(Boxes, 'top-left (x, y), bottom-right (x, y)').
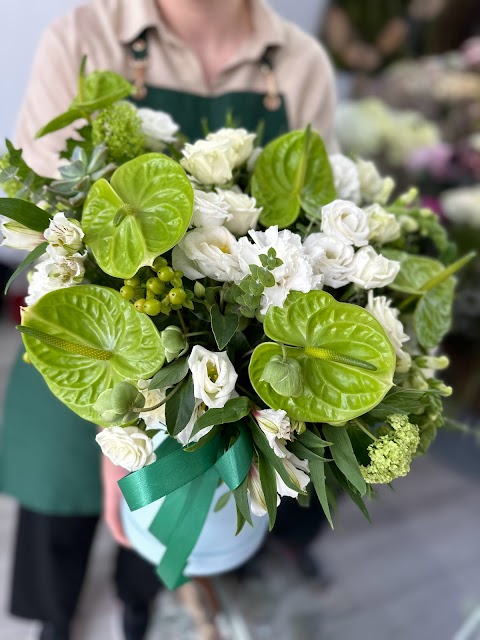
top-left (132, 382), bottom-right (182, 413)
top-left (354, 419), bottom-right (377, 441)
top-left (177, 310), bottom-right (188, 334)
top-left (184, 331), bottom-right (211, 338)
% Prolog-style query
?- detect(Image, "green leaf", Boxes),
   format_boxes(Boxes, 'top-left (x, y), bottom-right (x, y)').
top-left (414, 278), bottom-right (455, 349)
top-left (82, 153), bottom-right (194, 278)
top-left (210, 305), bottom-right (239, 350)
top-left (289, 440), bottom-right (331, 462)
top-left (191, 397), bottom-right (250, 438)
top-left (0, 198), bottom-right (52, 232)
top-left (329, 464), bottom-right (371, 522)
top-left (249, 291), bottom-right (395, 424)
top-left (309, 459), bottom-right (333, 528)
top-left (148, 358), bottom-right (189, 390)
top-left (370, 388), bottom-right (441, 421)
top-left (252, 128), bottom-right (335, 228)
top-left (214, 490), bottom-right (232, 513)
top-left (323, 425), bottom-right (366, 496)
top-left (165, 375), bottom-right (195, 437)
top-left (36, 108), bottom-right (86, 139)
top-left (233, 475), bottom-right (253, 527)
top-left (4, 242), bottom-right (48, 294)
top-left (384, 251), bottom-right (444, 294)
top-left (20, 285), bottom-right (164, 425)
top-left (258, 452), bottom-right (278, 530)
top-left (297, 430), bottom-right (332, 449)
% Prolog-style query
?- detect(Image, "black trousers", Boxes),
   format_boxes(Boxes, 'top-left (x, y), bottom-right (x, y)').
top-left (10, 507), bottom-right (162, 626)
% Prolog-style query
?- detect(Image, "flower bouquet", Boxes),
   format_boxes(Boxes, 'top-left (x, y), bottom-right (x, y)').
top-left (0, 65), bottom-right (473, 589)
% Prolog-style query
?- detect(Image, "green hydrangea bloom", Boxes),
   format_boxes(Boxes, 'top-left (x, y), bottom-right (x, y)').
top-left (92, 102), bottom-right (144, 163)
top-left (0, 153), bottom-right (20, 197)
top-left (361, 414), bottom-right (420, 484)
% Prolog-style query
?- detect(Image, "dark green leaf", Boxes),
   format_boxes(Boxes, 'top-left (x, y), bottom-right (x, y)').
top-left (0, 198), bottom-right (52, 232)
top-left (183, 425), bottom-right (220, 452)
top-left (165, 375), bottom-right (195, 437)
top-left (370, 388), bottom-right (441, 421)
top-left (36, 109), bottom-right (86, 139)
top-left (4, 242), bottom-right (48, 294)
top-left (210, 304), bottom-right (239, 350)
top-left (329, 464), bottom-right (371, 522)
top-left (233, 474), bottom-right (253, 526)
top-left (191, 397), bottom-right (250, 439)
top-left (258, 452), bottom-right (278, 530)
top-left (323, 425), bottom-right (366, 496)
top-left (214, 490), bottom-right (231, 513)
top-left (310, 459), bottom-right (334, 528)
top-left (148, 358), bottom-right (189, 390)
top-left (289, 440), bottom-right (331, 463)
top-left (236, 505), bottom-right (247, 535)
top-left (297, 430), bottom-right (332, 449)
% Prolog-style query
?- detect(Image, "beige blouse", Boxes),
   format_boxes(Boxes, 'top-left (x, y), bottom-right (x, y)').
top-left (15, 0), bottom-right (338, 176)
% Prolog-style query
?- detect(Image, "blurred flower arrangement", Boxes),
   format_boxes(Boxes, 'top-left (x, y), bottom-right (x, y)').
top-left (0, 62), bottom-right (472, 587)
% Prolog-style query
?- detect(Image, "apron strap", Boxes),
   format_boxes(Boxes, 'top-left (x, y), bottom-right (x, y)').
top-left (259, 46), bottom-right (282, 112)
top-left (129, 29), bottom-right (150, 100)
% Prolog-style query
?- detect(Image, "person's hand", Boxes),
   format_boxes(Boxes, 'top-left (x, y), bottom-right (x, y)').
top-left (101, 454), bottom-right (132, 547)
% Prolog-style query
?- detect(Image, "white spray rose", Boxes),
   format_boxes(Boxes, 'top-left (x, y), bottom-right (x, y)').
top-left (0, 219), bottom-right (45, 251)
top-left (365, 291), bottom-right (411, 372)
top-left (44, 212), bottom-right (84, 256)
top-left (303, 233), bottom-right (355, 288)
top-left (321, 199), bottom-right (370, 247)
top-left (207, 128), bottom-right (256, 167)
top-left (350, 246), bottom-right (400, 289)
top-left (96, 426), bottom-right (156, 472)
top-left (365, 204), bottom-right (401, 244)
top-left (356, 159), bottom-right (395, 205)
top-left (329, 154), bottom-right (361, 204)
top-left (137, 380), bottom-right (166, 428)
top-left (172, 227), bottom-right (240, 281)
top-left (181, 138), bottom-right (233, 185)
top-left (138, 108), bottom-right (179, 149)
top-left (253, 409), bottom-right (292, 458)
top-left (188, 345), bottom-right (237, 409)
top-left (219, 187), bottom-right (262, 236)
top-left (191, 189), bottom-right (232, 228)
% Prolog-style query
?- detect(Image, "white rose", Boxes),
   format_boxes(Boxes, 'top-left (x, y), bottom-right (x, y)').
top-left (253, 409), bottom-right (291, 458)
top-left (350, 246), bottom-right (400, 289)
top-left (188, 345), bottom-right (237, 409)
top-left (176, 401), bottom-right (209, 445)
top-left (191, 189), bottom-right (232, 228)
top-left (219, 187), bottom-right (262, 236)
top-left (181, 138), bottom-right (233, 185)
top-left (44, 253), bottom-right (85, 286)
top-left (365, 291), bottom-right (411, 372)
top-left (44, 212), bottom-right (84, 256)
top-left (207, 128), bottom-right (256, 167)
top-left (321, 199), bottom-right (370, 247)
top-left (138, 108), bottom-right (179, 149)
top-left (0, 219), bottom-right (45, 251)
top-left (365, 204), bottom-right (401, 244)
top-left (172, 227), bottom-right (239, 282)
top-left (303, 233), bottom-right (355, 289)
top-left (356, 159), bottom-right (395, 205)
top-left (329, 154), bottom-right (361, 204)
top-left (137, 380), bottom-right (166, 428)
top-left (96, 426), bottom-right (156, 472)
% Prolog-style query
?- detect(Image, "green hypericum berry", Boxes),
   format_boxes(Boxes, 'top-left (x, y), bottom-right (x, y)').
top-left (120, 285), bottom-right (136, 301)
top-left (153, 256), bottom-right (168, 271)
top-left (168, 288), bottom-right (187, 304)
top-left (146, 290), bottom-right (156, 300)
top-left (144, 299), bottom-right (162, 316)
top-left (125, 276), bottom-right (141, 287)
top-left (158, 266), bottom-right (175, 282)
top-left (134, 298), bottom-right (147, 312)
top-left (146, 277), bottom-right (164, 295)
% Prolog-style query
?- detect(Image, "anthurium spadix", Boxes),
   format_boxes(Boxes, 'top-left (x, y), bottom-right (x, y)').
top-left (249, 290), bottom-right (396, 424)
top-left (82, 153), bottom-right (194, 278)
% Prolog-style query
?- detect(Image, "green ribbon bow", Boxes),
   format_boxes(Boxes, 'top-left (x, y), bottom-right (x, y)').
top-left (119, 428), bottom-right (253, 589)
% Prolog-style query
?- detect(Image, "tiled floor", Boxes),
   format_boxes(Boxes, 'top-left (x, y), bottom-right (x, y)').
top-left (0, 318), bottom-right (479, 640)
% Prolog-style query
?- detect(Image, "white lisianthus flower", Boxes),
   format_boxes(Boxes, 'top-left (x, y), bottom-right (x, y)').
top-left (172, 227), bottom-right (239, 281)
top-left (218, 187), bottom-right (262, 236)
top-left (137, 380), bottom-right (166, 428)
top-left (321, 199), bottom-right (370, 247)
top-left (96, 426), bottom-right (156, 472)
top-left (138, 108), bottom-right (179, 149)
top-left (188, 345), bottom-right (237, 409)
top-left (44, 253), bottom-right (85, 286)
top-left (303, 233), bottom-right (355, 289)
top-left (206, 128), bottom-right (256, 168)
top-left (175, 400), bottom-right (208, 445)
top-left (181, 138), bottom-right (233, 185)
top-left (191, 189), bottom-right (232, 228)
top-left (365, 204), bottom-right (401, 244)
top-left (236, 226), bottom-right (323, 313)
top-left (253, 408), bottom-right (292, 458)
top-left (365, 291), bottom-right (411, 372)
top-left (44, 212), bottom-right (84, 256)
top-left (0, 219), bottom-right (45, 251)
top-left (356, 159), bottom-right (395, 205)
top-left (329, 154), bottom-right (361, 204)
top-left (350, 246), bottom-right (400, 289)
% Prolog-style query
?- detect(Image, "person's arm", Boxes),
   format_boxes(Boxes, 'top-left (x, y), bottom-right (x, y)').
top-left (101, 454), bottom-right (132, 547)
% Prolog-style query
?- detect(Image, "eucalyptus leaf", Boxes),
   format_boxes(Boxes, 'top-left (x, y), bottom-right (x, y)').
top-left (323, 425), bottom-right (366, 496)
top-left (309, 459), bottom-right (333, 528)
top-left (20, 285), bottom-right (164, 425)
top-left (0, 198), bottom-right (52, 232)
top-left (210, 304), bottom-right (239, 350)
top-left (192, 397), bottom-right (250, 437)
top-left (148, 358), bottom-right (189, 390)
top-left (414, 278), bottom-right (455, 349)
top-left (4, 242), bottom-right (48, 294)
top-left (252, 128), bottom-right (335, 228)
top-left (165, 375), bottom-right (195, 437)
top-left (82, 154), bottom-right (193, 278)
top-left (249, 291), bottom-right (395, 424)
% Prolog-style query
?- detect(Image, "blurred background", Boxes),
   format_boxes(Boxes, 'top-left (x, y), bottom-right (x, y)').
top-left (0, 1), bottom-right (479, 639)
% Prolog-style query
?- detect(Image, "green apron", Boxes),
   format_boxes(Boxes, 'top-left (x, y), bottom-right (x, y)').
top-left (0, 35), bottom-right (289, 515)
